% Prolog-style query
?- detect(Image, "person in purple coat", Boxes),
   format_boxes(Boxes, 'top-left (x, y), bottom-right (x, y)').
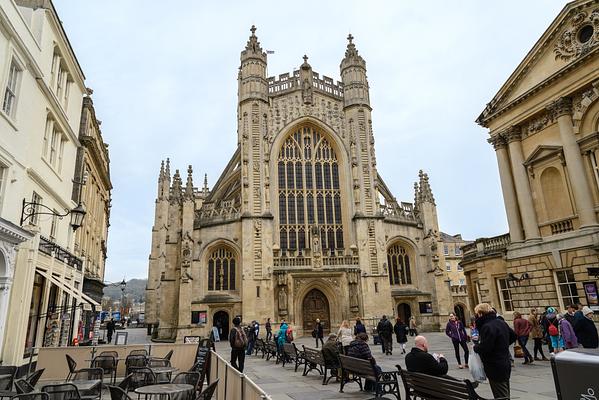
top-left (445, 313), bottom-right (469, 368)
top-left (558, 313), bottom-right (578, 349)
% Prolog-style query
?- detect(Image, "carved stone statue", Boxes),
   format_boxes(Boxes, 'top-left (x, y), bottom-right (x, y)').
top-left (350, 286), bottom-right (359, 307)
top-left (278, 287), bottom-right (288, 311)
top-left (302, 78), bottom-right (313, 104)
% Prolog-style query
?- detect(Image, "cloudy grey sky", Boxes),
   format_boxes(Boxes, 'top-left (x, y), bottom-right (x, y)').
top-left (55, 1), bottom-right (566, 283)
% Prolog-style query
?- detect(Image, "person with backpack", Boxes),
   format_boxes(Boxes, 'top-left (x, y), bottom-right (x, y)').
top-left (513, 311), bottom-right (533, 364)
top-left (229, 316), bottom-right (248, 372)
top-left (544, 307), bottom-right (562, 354)
top-left (276, 321), bottom-right (288, 352)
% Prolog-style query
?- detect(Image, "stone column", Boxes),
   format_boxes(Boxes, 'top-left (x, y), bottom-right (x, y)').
top-left (504, 126), bottom-right (541, 240)
top-left (489, 134), bottom-right (524, 242)
top-left (548, 97), bottom-right (598, 228)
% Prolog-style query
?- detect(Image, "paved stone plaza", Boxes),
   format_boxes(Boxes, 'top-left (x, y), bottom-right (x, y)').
top-left (214, 332), bottom-right (557, 400)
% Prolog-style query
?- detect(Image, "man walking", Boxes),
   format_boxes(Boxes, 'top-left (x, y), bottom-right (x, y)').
top-left (315, 318), bottom-right (324, 348)
top-left (377, 315), bottom-right (393, 355)
top-left (106, 319), bottom-right (115, 344)
top-left (473, 303), bottom-right (517, 400)
top-left (229, 317), bottom-right (247, 372)
top-left (265, 318), bottom-right (272, 341)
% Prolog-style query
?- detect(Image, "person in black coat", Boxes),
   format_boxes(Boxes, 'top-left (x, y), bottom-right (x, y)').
top-left (314, 319), bottom-right (324, 348)
top-left (473, 303), bottom-right (517, 400)
top-left (405, 335), bottom-right (448, 377)
top-left (394, 317), bottom-right (409, 354)
top-left (575, 306), bottom-right (598, 349)
top-left (377, 315), bottom-right (394, 355)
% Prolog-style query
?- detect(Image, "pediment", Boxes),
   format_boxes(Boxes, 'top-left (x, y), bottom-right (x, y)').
top-left (523, 145), bottom-right (563, 166)
top-left (478, 0), bottom-right (599, 126)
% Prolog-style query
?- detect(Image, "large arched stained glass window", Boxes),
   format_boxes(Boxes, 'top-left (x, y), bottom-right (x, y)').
top-left (387, 244), bottom-right (412, 285)
top-left (278, 126), bottom-right (343, 255)
top-left (207, 247), bottom-right (236, 291)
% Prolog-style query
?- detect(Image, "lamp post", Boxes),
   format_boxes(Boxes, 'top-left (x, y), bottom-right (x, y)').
top-left (120, 278), bottom-right (126, 324)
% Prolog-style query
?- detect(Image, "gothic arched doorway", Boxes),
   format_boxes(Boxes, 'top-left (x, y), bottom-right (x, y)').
top-left (454, 304), bottom-right (466, 325)
top-left (213, 311), bottom-right (229, 341)
top-left (302, 289), bottom-right (330, 334)
top-left (397, 303), bottom-right (412, 323)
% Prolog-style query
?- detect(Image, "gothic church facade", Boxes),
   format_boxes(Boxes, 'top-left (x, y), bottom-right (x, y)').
top-left (145, 28), bottom-right (462, 341)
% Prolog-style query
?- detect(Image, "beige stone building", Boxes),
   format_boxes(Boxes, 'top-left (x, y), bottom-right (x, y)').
top-left (146, 28), bottom-right (466, 341)
top-left (440, 233), bottom-right (471, 323)
top-left (72, 93), bottom-right (112, 335)
top-left (462, 0), bottom-right (599, 321)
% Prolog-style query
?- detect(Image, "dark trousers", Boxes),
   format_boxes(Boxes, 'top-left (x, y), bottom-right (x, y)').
top-left (315, 337), bottom-right (324, 348)
top-left (266, 330), bottom-right (272, 341)
top-left (489, 379), bottom-right (510, 399)
top-left (230, 348), bottom-right (245, 372)
top-left (533, 338), bottom-right (546, 359)
top-left (246, 339), bottom-right (255, 355)
top-left (382, 336), bottom-right (392, 354)
top-left (452, 340), bottom-right (469, 365)
top-left (518, 336), bottom-right (532, 362)
top-left (107, 331), bottom-right (113, 343)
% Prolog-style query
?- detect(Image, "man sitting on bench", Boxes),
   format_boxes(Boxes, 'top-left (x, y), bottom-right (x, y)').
top-left (347, 332), bottom-right (381, 391)
top-left (405, 335), bottom-right (448, 377)
top-left (322, 333), bottom-right (340, 367)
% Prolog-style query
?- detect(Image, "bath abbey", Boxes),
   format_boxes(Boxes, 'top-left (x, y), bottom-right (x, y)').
top-left (145, 27), bottom-right (469, 341)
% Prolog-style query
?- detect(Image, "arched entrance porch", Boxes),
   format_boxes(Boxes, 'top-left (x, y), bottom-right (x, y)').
top-left (397, 303), bottom-right (412, 323)
top-left (302, 289), bottom-right (330, 334)
top-left (213, 311), bottom-right (229, 341)
top-left (454, 304), bottom-right (466, 325)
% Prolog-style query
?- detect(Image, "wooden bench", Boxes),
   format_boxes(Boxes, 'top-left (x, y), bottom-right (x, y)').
top-left (338, 355), bottom-right (400, 399)
top-left (264, 341), bottom-right (279, 363)
top-left (281, 343), bottom-right (304, 372)
top-left (302, 345), bottom-right (339, 385)
top-left (397, 365), bottom-right (506, 400)
top-left (254, 338), bottom-right (266, 358)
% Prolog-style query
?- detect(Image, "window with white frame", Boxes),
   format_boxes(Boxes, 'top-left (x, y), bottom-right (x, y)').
top-left (556, 269), bottom-right (580, 306)
top-left (50, 211), bottom-right (58, 241)
top-left (497, 278), bottom-right (514, 312)
top-left (459, 278), bottom-right (465, 285)
top-left (30, 192), bottom-right (42, 226)
top-left (2, 61), bottom-right (21, 118)
top-left (455, 245), bottom-right (461, 256)
top-left (444, 245), bottom-right (449, 255)
top-left (457, 263), bottom-right (463, 271)
top-left (590, 150), bottom-right (599, 192)
top-left (44, 117), bottom-right (65, 171)
top-left (445, 261), bottom-right (451, 271)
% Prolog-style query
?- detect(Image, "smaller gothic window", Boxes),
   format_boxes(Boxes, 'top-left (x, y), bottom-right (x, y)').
top-left (207, 247), bottom-right (237, 291)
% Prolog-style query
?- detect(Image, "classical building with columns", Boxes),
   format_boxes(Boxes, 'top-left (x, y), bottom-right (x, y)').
top-left (462, 0), bottom-right (599, 321)
top-left (146, 28), bottom-right (468, 341)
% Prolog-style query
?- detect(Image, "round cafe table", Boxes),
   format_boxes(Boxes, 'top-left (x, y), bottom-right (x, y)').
top-left (135, 383), bottom-right (194, 400)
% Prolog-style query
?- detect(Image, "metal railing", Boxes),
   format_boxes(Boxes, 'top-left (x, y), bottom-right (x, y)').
top-left (209, 350), bottom-right (271, 400)
top-left (39, 236), bottom-right (83, 271)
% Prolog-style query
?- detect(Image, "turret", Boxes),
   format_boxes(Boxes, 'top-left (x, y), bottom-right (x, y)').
top-left (299, 55), bottom-right (313, 105)
top-left (238, 25), bottom-right (268, 105)
top-left (184, 165), bottom-right (194, 200)
top-left (416, 170), bottom-right (439, 234)
top-left (340, 34), bottom-right (370, 109)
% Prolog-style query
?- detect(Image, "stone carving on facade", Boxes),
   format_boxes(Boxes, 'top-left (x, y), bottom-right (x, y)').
top-left (525, 112), bottom-right (553, 136)
top-left (547, 96), bottom-right (573, 118)
top-left (501, 125), bottom-right (523, 143)
top-left (0, 241), bottom-right (17, 277)
top-left (572, 81), bottom-right (599, 133)
top-left (554, 9), bottom-right (599, 61)
top-left (278, 287), bottom-right (288, 313)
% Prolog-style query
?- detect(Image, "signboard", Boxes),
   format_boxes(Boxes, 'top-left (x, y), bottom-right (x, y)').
top-left (199, 311), bottom-right (207, 324)
top-left (184, 336), bottom-right (201, 344)
top-left (583, 281), bottom-right (599, 311)
top-left (112, 311), bottom-right (121, 321)
top-left (211, 327), bottom-right (221, 342)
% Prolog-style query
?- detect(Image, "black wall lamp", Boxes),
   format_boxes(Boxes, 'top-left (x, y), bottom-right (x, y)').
top-left (20, 198), bottom-right (86, 231)
top-left (507, 272), bottom-right (530, 288)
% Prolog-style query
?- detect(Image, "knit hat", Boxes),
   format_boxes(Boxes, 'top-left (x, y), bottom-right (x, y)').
top-left (582, 306), bottom-right (594, 316)
top-left (547, 307), bottom-right (557, 314)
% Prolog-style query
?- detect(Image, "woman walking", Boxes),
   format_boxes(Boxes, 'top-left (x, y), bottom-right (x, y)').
top-left (337, 320), bottom-right (354, 354)
top-left (409, 316), bottom-right (418, 336)
top-left (354, 318), bottom-right (366, 335)
top-left (558, 313), bottom-right (578, 349)
top-left (513, 311), bottom-right (533, 364)
top-left (445, 313), bottom-right (469, 368)
top-left (394, 317), bottom-right (408, 354)
top-left (528, 308), bottom-right (548, 361)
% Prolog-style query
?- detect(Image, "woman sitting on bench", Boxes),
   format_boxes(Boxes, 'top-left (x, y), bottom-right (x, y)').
top-left (347, 332), bottom-right (382, 391)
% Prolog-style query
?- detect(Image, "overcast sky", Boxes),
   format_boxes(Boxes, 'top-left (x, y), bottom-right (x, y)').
top-left (55, 1), bottom-right (566, 283)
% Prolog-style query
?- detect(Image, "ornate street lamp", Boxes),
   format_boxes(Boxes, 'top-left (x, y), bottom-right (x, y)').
top-left (20, 198), bottom-right (87, 231)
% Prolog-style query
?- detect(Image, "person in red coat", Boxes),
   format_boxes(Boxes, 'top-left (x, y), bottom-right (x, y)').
top-left (513, 311), bottom-right (533, 364)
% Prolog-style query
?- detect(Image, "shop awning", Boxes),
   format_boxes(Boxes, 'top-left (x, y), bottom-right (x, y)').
top-left (35, 267), bottom-right (100, 307)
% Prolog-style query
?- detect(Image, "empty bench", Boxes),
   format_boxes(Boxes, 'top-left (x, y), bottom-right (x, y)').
top-left (339, 355), bottom-right (400, 400)
top-left (281, 343), bottom-right (304, 372)
top-left (397, 365), bottom-right (506, 400)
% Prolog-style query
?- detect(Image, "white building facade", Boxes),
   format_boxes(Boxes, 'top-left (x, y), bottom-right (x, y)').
top-left (0, 0), bottom-right (98, 370)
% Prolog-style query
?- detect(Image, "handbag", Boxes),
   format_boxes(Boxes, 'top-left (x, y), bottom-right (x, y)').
top-left (469, 352), bottom-right (486, 382)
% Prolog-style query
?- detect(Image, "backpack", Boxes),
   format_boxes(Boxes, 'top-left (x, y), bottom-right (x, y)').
top-left (548, 323), bottom-right (558, 337)
top-left (286, 328), bottom-right (294, 342)
top-left (233, 327), bottom-right (247, 348)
